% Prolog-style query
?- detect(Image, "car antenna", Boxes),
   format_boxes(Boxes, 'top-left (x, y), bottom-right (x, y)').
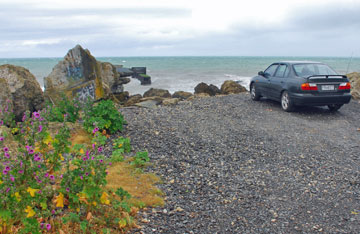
top-left (346, 52), bottom-right (354, 74)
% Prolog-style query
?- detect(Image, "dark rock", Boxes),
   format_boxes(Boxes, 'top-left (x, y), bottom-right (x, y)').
top-left (172, 91), bottom-right (193, 100)
top-left (220, 80), bottom-right (247, 94)
top-left (0, 64), bottom-right (45, 120)
top-left (124, 94), bottom-right (142, 107)
top-left (113, 91), bottom-right (130, 103)
top-left (143, 88), bottom-right (171, 98)
top-left (194, 82), bottom-right (220, 96)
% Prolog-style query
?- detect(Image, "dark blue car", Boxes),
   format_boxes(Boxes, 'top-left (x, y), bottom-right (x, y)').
top-left (250, 61), bottom-right (352, 111)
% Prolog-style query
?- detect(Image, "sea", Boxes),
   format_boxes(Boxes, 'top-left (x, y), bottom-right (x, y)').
top-left (1, 56), bottom-right (359, 95)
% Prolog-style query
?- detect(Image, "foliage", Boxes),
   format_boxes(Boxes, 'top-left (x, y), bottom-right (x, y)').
top-left (0, 104), bottom-right (136, 233)
top-left (131, 151), bottom-right (150, 167)
top-left (0, 100), bottom-right (16, 128)
top-left (111, 137), bottom-right (131, 163)
top-left (83, 100), bottom-right (124, 134)
top-left (43, 93), bottom-right (81, 123)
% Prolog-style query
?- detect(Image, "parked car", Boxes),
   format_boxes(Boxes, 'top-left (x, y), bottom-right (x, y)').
top-left (250, 61), bottom-right (352, 111)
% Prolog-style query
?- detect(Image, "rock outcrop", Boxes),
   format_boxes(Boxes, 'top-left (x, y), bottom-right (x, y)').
top-left (220, 80), bottom-right (247, 94)
top-left (172, 91), bottom-right (193, 100)
top-left (44, 45), bottom-right (129, 103)
top-left (0, 78), bottom-right (11, 110)
top-left (124, 94), bottom-right (142, 107)
top-left (143, 88), bottom-right (171, 98)
top-left (0, 65), bottom-right (45, 120)
top-left (347, 72), bottom-right (360, 99)
top-left (194, 82), bottom-right (220, 96)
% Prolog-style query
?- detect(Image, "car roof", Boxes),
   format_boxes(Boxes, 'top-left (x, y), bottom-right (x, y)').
top-left (278, 61), bottom-right (323, 65)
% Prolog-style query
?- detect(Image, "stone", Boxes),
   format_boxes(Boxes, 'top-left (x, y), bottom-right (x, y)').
top-left (0, 64), bottom-right (45, 121)
top-left (347, 72), bottom-right (360, 99)
top-left (220, 80), bottom-right (247, 94)
top-left (172, 91), bottom-right (193, 100)
top-left (44, 45), bottom-right (129, 103)
top-left (162, 98), bottom-right (180, 106)
top-left (194, 93), bottom-right (211, 98)
top-left (0, 78), bottom-right (11, 109)
top-left (140, 96), bottom-right (165, 104)
top-left (124, 94), bottom-right (142, 107)
top-left (194, 82), bottom-right (220, 96)
top-left (113, 91), bottom-right (130, 103)
top-left (135, 100), bottom-right (159, 109)
top-left (143, 88), bottom-right (171, 98)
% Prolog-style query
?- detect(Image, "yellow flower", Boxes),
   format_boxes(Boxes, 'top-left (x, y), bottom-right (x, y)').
top-left (11, 128), bottom-right (19, 134)
top-left (14, 192), bottom-right (21, 202)
top-left (118, 143), bottom-right (123, 148)
top-left (76, 208), bottom-right (80, 212)
top-left (55, 193), bottom-right (64, 208)
top-left (27, 187), bottom-right (39, 197)
top-left (118, 219), bottom-right (127, 228)
top-left (25, 206), bottom-right (35, 217)
top-left (100, 192), bottom-right (110, 205)
top-left (43, 135), bottom-right (53, 145)
top-left (0, 180), bottom-right (3, 185)
top-left (92, 201), bottom-right (97, 206)
top-left (59, 153), bottom-right (64, 161)
top-left (79, 148), bottom-right (85, 154)
top-left (78, 192), bottom-right (87, 203)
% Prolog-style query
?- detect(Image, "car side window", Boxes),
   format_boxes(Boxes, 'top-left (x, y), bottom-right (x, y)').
top-left (264, 64), bottom-right (278, 77)
top-left (274, 64), bottom-right (287, 77)
top-left (284, 66), bottom-right (290, 77)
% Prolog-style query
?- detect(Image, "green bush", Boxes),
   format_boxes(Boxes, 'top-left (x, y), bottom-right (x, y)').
top-left (43, 93), bottom-right (81, 123)
top-left (131, 151), bottom-right (150, 167)
top-left (83, 100), bottom-right (124, 134)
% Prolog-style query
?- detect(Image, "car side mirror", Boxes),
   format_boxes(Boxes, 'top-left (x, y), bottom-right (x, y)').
top-left (258, 71), bottom-right (265, 76)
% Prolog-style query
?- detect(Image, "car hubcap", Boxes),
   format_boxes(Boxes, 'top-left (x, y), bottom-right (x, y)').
top-left (282, 93), bottom-right (289, 109)
top-left (251, 85), bottom-right (255, 98)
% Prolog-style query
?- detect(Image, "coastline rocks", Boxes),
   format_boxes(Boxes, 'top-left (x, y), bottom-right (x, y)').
top-left (113, 91), bottom-right (129, 103)
top-left (162, 98), bottom-right (180, 106)
top-left (124, 94), bottom-right (142, 107)
top-left (220, 80), bottom-right (247, 94)
top-left (0, 64), bottom-right (45, 120)
top-left (143, 88), bottom-right (171, 98)
top-left (0, 78), bottom-right (11, 109)
top-left (347, 72), bottom-right (360, 99)
top-left (194, 82), bottom-right (220, 96)
top-left (172, 91), bottom-right (193, 100)
top-left (44, 45), bottom-right (129, 103)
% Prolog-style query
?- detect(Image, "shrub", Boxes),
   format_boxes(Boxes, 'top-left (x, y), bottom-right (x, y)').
top-left (111, 137), bottom-right (131, 163)
top-left (131, 151), bottom-right (150, 167)
top-left (83, 100), bottom-right (124, 134)
top-left (43, 93), bottom-right (81, 123)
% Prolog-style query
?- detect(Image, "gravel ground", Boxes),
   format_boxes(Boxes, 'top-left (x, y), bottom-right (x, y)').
top-left (120, 93), bottom-right (360, 234)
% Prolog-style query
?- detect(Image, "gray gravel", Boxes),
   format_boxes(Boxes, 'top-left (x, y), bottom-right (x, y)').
top-left (120, 93), bottom-right (360, 234)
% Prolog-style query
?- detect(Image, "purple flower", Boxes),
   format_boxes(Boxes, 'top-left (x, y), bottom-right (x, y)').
top-left (85, 172), bottom-right (89, 176)
top-left (60, 174), bottom-right (63, 178)
top-left (99, 159), bottom-right (103, 163)
top-left (10, 176), bottom-right (14, 182)
top-left (4, 152), bottom-right (10, 158)
top-left (80, 175), bottom-right (83, 180)
top-left (3, 147), bottom-right (9, 152)
top-left (44, 173), bottom-right (49, 178)
top-left (82, 157), bottom-right (87, 161)
top-left (28, 149), bottom-right (34, 155)
top-left (98, 146), bottom-right (103, 153)
top-left (38, 165), bottom-right (41, 168)
top-left (51, 210), bottom-right (55, 214)
top-left (0, 121), bottom-right (3, 126)
top-left (109, 162), bottom-right (112, 166)
top-left (66, 187), bottom-right (70, 192)
top-left (38, 180), bottom-right (42, 183)
top-left (49, 175), bottom-right (55, 180)
top-left (46, 223), bottom-right (51, 231)
top-left (18, 170), bottom-right (23, 174)
top-left (92, 127), bottom-right (99, 134)
top-left (39, 117), bottom-right (44, 121)
top-left (40, 223), bottom-right (44, 229)
top-left (6, 188), bottom-right (10, 193)
top-left (33, 112), bottom-right (40, 118)
top-left (5, 166), bottom-right (10, 171)
top-left (92, 143), bottom-right (96, 150)
top-left (22, 114), bottom-right (26, 122)
top-left (38, 125), bottom-right (43, 133)
top-left (3, 170), bottom-right (8, 175)
top-left (86, 150), bottom-right (90, 157)
top-left (0, 137), bottom-right (4, 141)
top-left (34, 156), bottom-right (41, 161)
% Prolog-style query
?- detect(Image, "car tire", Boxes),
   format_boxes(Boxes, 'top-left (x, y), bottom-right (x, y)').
top-left (250, 83), bottom-right (261, 101)
top-left (328, 104), bottom-right (343, 112)
top-left (281, 91), bottom-right (294, 112)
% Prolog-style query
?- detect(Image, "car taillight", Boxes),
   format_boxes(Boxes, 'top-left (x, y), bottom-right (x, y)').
top-left (301, 83), bottom-right (318, 91)
top-left (338, 82), bottom-right (351, 90)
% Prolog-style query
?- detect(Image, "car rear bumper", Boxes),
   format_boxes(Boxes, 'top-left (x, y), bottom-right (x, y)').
top-left (290, 92), bottom-right (352, 106)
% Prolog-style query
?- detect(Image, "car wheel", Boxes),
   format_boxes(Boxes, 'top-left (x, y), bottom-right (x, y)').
top-left (281, 91), bottom-right (294, 112)
top-left (250, 83), bottom-right (260, 101)
top-left (328, 104), bottom-right (343, 112)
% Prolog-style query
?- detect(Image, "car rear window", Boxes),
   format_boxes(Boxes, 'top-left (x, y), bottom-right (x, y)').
top-left (293, 64), bottom-right (337, 77)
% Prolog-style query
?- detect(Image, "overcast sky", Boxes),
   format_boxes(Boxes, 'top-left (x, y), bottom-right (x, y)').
top-left (1, 0), bottom-right (360, 58)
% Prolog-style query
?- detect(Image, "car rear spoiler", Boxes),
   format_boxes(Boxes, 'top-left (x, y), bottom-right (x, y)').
top-left (307, 75), bottom-right (347, 79)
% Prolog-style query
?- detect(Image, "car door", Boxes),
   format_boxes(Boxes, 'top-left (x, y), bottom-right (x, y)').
top-left (269, 64), bottom-right (288, 100)
top-left (262, 64), bottom-right (278, 98)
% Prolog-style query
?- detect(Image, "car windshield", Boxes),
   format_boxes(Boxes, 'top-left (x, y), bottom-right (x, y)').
top-left (293, 63), bottom-right (338, 77)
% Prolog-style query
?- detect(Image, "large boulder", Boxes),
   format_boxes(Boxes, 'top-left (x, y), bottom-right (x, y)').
top-left (0, 65), bottom-right (45, 120)
top-left (220, 80), bottom-right (247, 94)
top-left (172, 91), bottom-right (193, 100)
top-left (143, 88), bottom-right (171, 98)
top-left (194, 82), bottom-right (220, 96)
top-left (124, 94), bottom-right (142, 107)
top-left (347, 72), bottom-right (360, 99)
top-left (0, 78), bottom-right (11, 109)
top-left (44, 45), bottom-right (129, 103)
